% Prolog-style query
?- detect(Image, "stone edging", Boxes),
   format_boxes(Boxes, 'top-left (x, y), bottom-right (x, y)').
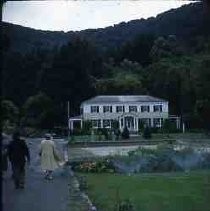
top-left (65, 143), bottom-right (97, 211)
top-left (70, 167), bottom-right (97, 211)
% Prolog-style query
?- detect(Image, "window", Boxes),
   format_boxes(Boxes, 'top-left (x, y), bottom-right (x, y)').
top-left (141, 105), bottom-right (150, 112)
top-left (91, 119), bottom-right (101, 128)
top-left (153, 118), bottom-right (162, 128)
top-left (121, 118), bottom-right (123, 127)
top-left (129, 106), bottom-right (137, 112)
top-left (103, 119), bottom-right (111, 128)
top-left (116, 106), bottom-right (124, 113)
top-left (140, 118), bottom-right (151, 127)
top-left (103, 106), bottom-right (112, 113)
top-left (91, 106), bottom-right (99, 113)
top-left (153, 105), bottom-right (162, 112)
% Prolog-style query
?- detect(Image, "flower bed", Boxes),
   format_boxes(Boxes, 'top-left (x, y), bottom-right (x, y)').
top-left (71, 159), bottom-right (115, 173)
top-left (72, 144), bottom-right (210, 174)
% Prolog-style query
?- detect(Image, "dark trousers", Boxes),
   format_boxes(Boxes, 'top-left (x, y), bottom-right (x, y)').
top-left (11, 163), bottom-right (25, 188)
top-left (2, 154), bottom-right (8, 171)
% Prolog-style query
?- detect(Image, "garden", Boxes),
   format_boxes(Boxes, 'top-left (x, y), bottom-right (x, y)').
top-left (71, 144), bottom-right (210, 211)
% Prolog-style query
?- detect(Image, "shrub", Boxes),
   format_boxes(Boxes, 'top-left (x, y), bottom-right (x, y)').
top-left (114, 129), bottom-right (121, 140)
top-left (69, 135), bottom-right (75, 143)
top-left (112, 144), bottom-right (210, 174)
top-left (150, 127), bottom-right (159, 133)
top-left (112, 120), bottom-right (120, 130)
top-left (98, 128), bottom-right (110, 140)
top-left (122, 127), bottom-right (130, 139)
top-left (162, 119), bottom-right (179, 133)
top-left (138, 121), bottom-right (144, 131)
top-left (72, 128), bottom-right (82, 135)
top-left (81, 120), bottom-right (92, 135)
top-left (97, 130), bottom-right (103, 141)
top-left (143, 127), bottom-right (152, 139)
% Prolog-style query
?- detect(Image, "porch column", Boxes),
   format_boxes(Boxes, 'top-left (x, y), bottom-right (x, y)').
top-left (176, 117), bottom-right (180, 129)
top-left (80, 120), bottom-right (83, 129)
top-left (136, 118), bottom-right (139, 132)
top-left (151, 118), bottom-right (154, 127)
top-left (70, 120), bottom-right (74, 131)
top-left (182, 122), bottom-right (185, 133)
top-left (100, 119), bottom-right (103, 128)
top-left (68, 119), bottom-right (71, 130)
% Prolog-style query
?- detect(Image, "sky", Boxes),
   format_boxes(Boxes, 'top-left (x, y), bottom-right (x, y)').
top-left (2, 0), bottom-right (195, 32)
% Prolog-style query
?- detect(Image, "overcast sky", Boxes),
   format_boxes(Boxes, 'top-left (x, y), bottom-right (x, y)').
top-left (3, 0), bottom-right (194, 32)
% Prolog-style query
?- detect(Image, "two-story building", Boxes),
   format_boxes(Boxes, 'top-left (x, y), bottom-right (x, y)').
top-left (69, 95), bottom-right (180, 133)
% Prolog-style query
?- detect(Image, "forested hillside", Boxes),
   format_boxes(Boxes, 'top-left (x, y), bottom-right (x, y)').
top-left (2, 1), bottom-right (210, 131)
top-left (2, 2), bottom-right (206, 54)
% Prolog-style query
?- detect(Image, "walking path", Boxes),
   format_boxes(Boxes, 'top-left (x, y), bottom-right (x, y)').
top-left (2, 138), bottom-right (88, 211)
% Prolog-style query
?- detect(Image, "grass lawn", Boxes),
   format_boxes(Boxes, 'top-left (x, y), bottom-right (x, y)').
top-left (80, 171), bottom-right (210, 211)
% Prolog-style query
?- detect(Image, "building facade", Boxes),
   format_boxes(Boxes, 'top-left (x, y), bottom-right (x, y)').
top-left (69, 95), bottom-right (180, 133)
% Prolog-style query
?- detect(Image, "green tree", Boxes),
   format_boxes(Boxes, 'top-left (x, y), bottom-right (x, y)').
top-left (118, 34), bottom-right (155, 66)
top-left (42, 38), bottom-right (99, 115)
top-left (21, 92), bottom-right (55, 129)
top-left (1, 99), bottom-right (19, 128)
top-left (194, 56), bottom-right (210, 132)
top-left (150, 35), bottom-right (183, 61)
top-left (2, 49), bottom-right (52, 106)
top-left (95, 59), bottom-right (146, 95)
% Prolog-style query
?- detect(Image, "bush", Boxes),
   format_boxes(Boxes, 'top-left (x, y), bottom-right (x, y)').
top-left (121, 127), bottom-right (130, 139)
top-left (72, 128), bottom-right (82, 135)
top-left (114, 129), bottom-right (121, 140)
top-left (97, 130), bottom-right (103, 141)
top-left (150, 127), bottom-right (159, 133)
top-left (162, 119), bottom-right (179, 133)
top-left (98, 128), bottom-right (110, 140)
top-left (82, 120), bottom-right (92, 135)
top-left (143, 127), bottom-right (152, 139)
top-left (112, 144), bottom-right (210, 174)
top-left (112, 120), bottom-right (120, 130)
top-left (138, 121), bottom-right (144, 131)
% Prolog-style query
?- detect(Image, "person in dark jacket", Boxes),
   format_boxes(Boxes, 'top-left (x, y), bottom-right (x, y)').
top-left (2, 134), bottom-right (9, 176)
top-left (7, 132), bottom-right (30, 189)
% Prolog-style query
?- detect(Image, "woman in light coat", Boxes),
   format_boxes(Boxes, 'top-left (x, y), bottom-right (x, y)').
top-left (40, 134), bottom-right (59, 180)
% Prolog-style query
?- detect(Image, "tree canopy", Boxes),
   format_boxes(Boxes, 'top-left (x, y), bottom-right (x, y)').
top-left (2, 1), bottom-right (210, 131)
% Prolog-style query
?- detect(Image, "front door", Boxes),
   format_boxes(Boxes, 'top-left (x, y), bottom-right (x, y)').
top-left (125, 116), bottom-right (134, 131)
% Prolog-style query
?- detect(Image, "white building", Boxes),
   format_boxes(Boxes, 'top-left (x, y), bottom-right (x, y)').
top-left (69, 95), bottom-right (180, 133)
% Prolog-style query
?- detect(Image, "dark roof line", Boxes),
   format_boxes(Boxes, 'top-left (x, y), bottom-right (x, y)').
top-left (81, 95), bottom-right (167, 105)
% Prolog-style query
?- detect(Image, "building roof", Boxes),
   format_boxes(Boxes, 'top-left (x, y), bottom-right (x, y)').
top-left (81, 95), bottom-right (167, 105)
